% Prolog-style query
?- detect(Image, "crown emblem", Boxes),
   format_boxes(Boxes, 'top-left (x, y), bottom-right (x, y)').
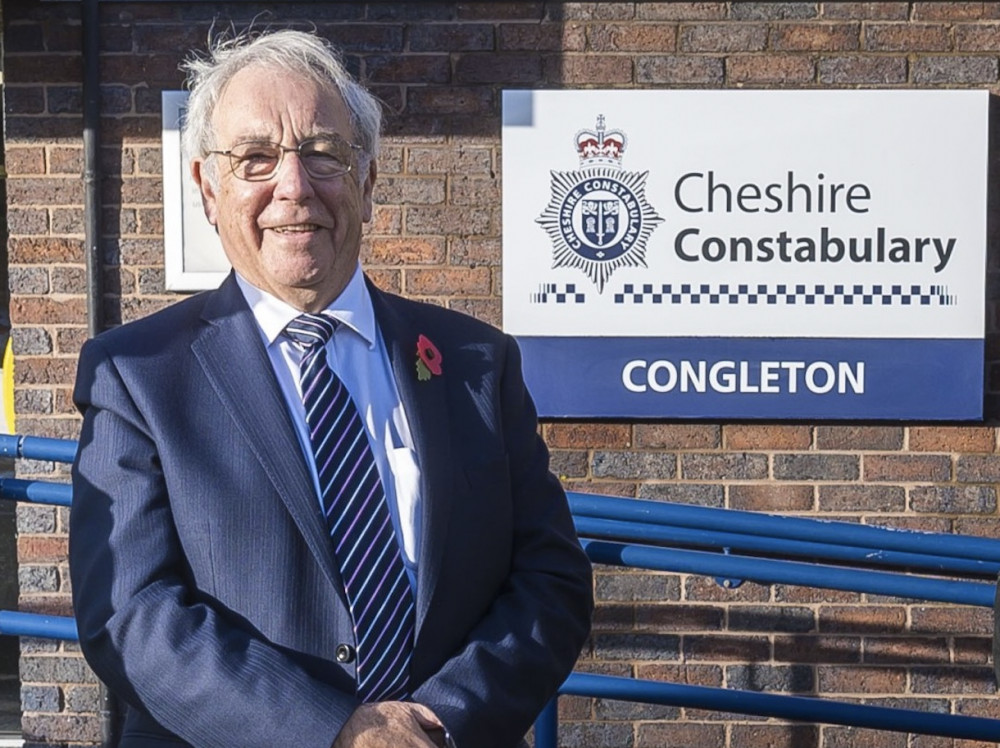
top-left (576, 115), bottom-right (627, 168)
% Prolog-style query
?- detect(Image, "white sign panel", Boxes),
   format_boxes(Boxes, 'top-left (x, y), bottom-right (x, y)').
top-left (161, 91), bottom-right (230, 291)
top-left (502, 90), bottom-right (987, 419)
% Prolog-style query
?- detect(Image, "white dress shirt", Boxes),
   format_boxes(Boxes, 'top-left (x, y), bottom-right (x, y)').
top-left (235, 267), bottom-right (422, 582)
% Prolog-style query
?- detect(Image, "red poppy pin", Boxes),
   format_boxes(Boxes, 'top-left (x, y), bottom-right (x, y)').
top-left (415, 334), bottom-right (443, 381)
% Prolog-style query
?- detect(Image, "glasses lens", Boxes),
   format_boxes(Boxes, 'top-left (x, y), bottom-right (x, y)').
top-left (228, 142), bottom-right (281, 181)
top-left (300, 137), bottom-right (354, 178)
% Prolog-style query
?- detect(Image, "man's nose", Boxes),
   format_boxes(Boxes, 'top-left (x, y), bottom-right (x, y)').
top-left (272, 151), bottom-right (316, 199)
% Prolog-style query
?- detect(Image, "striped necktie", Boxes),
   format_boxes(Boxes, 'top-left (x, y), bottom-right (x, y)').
top-left (285, 312), bottom-right (415, 702)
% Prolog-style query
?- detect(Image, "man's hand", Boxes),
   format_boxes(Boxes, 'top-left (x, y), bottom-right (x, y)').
top-left (332, 701), bottom-right (446, 748)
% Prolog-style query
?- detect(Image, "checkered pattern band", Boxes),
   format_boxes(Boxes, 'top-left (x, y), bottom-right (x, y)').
top-left (610, 283), bottom-right (956, 306)
top-left (531, 283), bottom-right (587, 304)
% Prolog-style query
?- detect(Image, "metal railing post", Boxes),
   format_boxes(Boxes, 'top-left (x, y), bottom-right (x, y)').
top-left (533, 698), bottom-right (559, 748)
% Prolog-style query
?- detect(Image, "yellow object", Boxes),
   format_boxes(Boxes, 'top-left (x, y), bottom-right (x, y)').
top-left (2, 336), bottom-right (15, 434)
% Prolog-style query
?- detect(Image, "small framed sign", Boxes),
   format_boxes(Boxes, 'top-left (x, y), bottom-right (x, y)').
top-left (161, 91), bottom-right (230, 291)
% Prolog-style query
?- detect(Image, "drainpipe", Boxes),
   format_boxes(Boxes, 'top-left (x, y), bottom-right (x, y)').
top-left (82, 6), bottom-right (118, 748)
top-left (82, 0), bottom-right (104, 338)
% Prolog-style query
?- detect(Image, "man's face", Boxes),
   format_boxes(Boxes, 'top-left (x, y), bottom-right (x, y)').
top-left (192, 65), bottom-right (375, 312)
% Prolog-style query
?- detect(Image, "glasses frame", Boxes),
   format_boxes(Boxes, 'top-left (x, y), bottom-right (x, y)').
top-left (207, 136), bottom-right (364, 182)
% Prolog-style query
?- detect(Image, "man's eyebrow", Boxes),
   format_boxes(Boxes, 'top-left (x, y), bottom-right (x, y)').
top-left (226, 132), bottom-right (276, 144)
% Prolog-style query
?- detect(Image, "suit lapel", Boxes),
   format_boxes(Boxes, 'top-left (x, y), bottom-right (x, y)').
top-left (369, 282), bottom-right (456, 636)
top-left (190, 275), bottom-right (344, 594)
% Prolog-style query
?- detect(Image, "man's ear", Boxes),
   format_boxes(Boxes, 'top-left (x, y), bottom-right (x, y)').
top-left (361, 159), bottom-right (376, 223)
top-left (191, 159), bottom-right (219, 226)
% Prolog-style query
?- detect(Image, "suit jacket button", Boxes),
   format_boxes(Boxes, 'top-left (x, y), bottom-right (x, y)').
top-left (336, 644), bottom-right (356, 663)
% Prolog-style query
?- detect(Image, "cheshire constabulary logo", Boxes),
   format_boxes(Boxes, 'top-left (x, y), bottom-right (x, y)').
top-left (536, 115), bottom-right (663, 293)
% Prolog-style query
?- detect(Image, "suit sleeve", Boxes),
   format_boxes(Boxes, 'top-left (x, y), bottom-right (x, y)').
top-left (69, 337), bottom-right (357, 748)
top-left (410, 334), bottom-right (594, 748)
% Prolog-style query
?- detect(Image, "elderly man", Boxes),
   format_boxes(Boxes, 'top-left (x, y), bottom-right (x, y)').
top-left (69, 28), bottom-right (592, 748)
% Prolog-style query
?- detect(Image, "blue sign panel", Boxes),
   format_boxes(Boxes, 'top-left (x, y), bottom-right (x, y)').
top-left (518, 337), bottom-right (983, 420)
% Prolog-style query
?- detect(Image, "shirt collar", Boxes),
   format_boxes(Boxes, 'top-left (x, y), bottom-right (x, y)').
top-left (234, 264), bottom-right (377, 349)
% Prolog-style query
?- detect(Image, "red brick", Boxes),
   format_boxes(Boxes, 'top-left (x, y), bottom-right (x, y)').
top-left (774, 635), bottom-right (862, 663)
top-left (8, 177), bottom-right (84, 206)
top-left (864, 23), bottom-right (953, 51)
top-left (7, 207), bottom-right (49, 234)
top-left (956, 454), bottom-right (1000, 482)
top-left (375, 177), bottom-right (445, 205)
top-left (728, 484), bottom-right (814, 512)
top-left (727, 54), bottom-right (817, 84)
top-left (635, 604), bottom-right (725, 631)
top-left (862, 454), bottom-right (952, 482)
top-left (822, 3), bottom-right (910, 20)
top-left (404, 205), bottom-right (493, 236)
top-left (729, 725), bottom-right (819, 748)
top-left (544, 423), bottom-right (631, 449)
top-left (634, 424), bottom-right (719, 449)
top-left (825, 725), bottom-right (907, 748)
top-left (683, 634), bottom-right (771, 661)
top-left (546, 55), bottom-right (634, 85)
top-left (818, 664), bottom-right (907, 693)
top-left (13, 416), bottom-right (80, 440)
top-left (914, 2), bottom-right (1000, 20)
top-left (818, 605), bottom-right (906, 633)
top-left (679, 23), bottom-right (767, 52)
top-left (636, 54), bottom-right (724, 84)
top-left (372, 206), bottom-right (402, 235)
top-left (366, 268), bottom-right (401, 295)
top-left (406, 147), bottom-right (493, 176)
top-left (454, 53), bottom-right (542, 84)
top-left (770, 22), bottom-right (861, 51)
top-left (956, 22), bottom-right (1000, 50)
top-left (48, 147), bottom-right (83, 175)
top-left (863, 636), bottom-right (951, 663)
top-left (588, 23), bottom-right (678, 52)
top-left (6, 146), bottom-right (45, 175)
top-left (634, 662), bottom-right (723, 684)
top-left (17, 536), bottom-right (68, 563)
top-left (561, 479), bottom-right (637, 497)
top-left (449, 176), bottom-right (499, 206)
top-left (498, 22), bottom-right (586, 52)
top-left (448, 237), bottom-right (500, 266)
top-left (818, 484), bottom-right (905, 512)
top-left (818, 54), bottom-right (908, 84)
top-left (14, 358), bottom-right (80, 387)
top-left (363, 237), bottom-right (446, 266)
top-left (816, 425), bottom-right (902, 450)
top-left (456, 3), bottom-right (545, 21)
top-left (725, 424), bottom-right (810, 450)
top-left (12, 297), bottom-right (87, 325)
top-left (637, 723), bottom-right (725, 747)
top-left (686, 576), bottom-right (770, 603)
top-left (405, 267), bottom-right (492, 295)
top-left (10, 237), bottom-right (83, 263)
top-left (909, 426), bottom-right (995, 453)
top-left (911, 606), bottom-right (991, 635)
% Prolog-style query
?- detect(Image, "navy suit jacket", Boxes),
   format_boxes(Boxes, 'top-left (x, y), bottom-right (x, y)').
top-left (69, 274), bottom-right (593, 748)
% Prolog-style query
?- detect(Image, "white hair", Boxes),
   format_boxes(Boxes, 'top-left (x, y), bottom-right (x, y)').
top-left (181, 28), bottom-right (381, 182)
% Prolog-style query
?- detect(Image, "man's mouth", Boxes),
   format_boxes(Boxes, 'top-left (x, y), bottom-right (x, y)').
top-left (272, 223), bottom-right (320, 234)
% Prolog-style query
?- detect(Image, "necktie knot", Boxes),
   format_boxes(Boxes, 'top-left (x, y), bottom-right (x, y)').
top-left (285, 313), bottom-right (338, 350)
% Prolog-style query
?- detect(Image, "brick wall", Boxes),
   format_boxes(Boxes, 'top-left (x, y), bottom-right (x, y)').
top-left (5, 2), bottom-right (1000, 746)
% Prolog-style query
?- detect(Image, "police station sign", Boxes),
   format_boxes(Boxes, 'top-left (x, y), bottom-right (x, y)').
top-left (501, 90), bottom-right (987, 419)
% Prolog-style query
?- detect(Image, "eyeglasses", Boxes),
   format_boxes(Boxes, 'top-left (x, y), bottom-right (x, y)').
top-left (208, 135), bottom-right (363, 182)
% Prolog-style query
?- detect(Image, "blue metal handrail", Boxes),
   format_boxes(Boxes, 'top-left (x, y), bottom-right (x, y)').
top-left (570, 492), bottom-right (1000, 563)
top-left (534, 672), bottom-right (1000, 744)
top-left (0, 434), bottom-right (78, 463)
top-left (582, 537), bottom-right (997, 607)
top-left (574, 514), bottom-right (1000, 576)
top-left (0, 611), bottom-right (77, 641)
